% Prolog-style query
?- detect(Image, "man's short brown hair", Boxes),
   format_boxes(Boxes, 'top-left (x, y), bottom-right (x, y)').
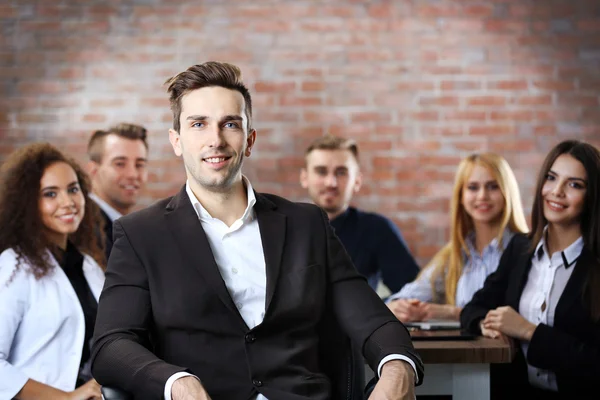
top-left (164, 61), bottom-right (253, 133)
top-left (304, 135), bottom-right (359, 162)
top-left (87, 123), bottom-right (148, 163)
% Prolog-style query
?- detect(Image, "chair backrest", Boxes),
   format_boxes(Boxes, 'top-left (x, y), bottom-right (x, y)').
top-left (101, 386), bottom-right (132, 400)
top-left (318, 312), bottom-right (366, 400)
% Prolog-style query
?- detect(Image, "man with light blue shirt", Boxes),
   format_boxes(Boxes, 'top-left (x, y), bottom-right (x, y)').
top-left (90, 61), bottom-right (423, 400)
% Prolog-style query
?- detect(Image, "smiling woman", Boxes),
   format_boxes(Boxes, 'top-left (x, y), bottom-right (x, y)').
top-left (0, 143), bottom-right (105, 400)
top-left (386, 152), bottom-right (529, 323)
top-left (461, 140), bottom-right (600, 399)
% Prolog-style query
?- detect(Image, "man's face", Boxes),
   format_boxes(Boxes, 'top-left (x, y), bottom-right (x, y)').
top-left (300, 149), bottom-right (361, 217)
top-left (88, 134), bottom-right (148, 214)
top-left (169, 86), bottom-right (256, 194)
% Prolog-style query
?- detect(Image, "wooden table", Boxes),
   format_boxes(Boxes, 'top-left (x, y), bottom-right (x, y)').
top-left (413, 331), bottom-right (515, 400)
top-left (364, 331), bottom-right (515, 400)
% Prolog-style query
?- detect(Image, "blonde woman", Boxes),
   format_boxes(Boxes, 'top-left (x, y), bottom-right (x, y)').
top-left (387, 153), bottom-right (529, 322)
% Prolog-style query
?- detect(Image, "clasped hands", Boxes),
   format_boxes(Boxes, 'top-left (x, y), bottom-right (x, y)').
top-left (480, 306), bottom-right (537, 341)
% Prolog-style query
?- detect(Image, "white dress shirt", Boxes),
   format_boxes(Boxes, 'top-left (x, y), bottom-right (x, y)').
top-left (519, 232), bottom-right (583, 391)
top-left (89, 193), bottom-right (123, 222)
top-left (165, 178), bottom-right (416, 399)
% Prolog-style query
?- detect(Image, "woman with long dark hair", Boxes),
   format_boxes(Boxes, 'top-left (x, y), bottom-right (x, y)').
top-left (0, 143), bottom-right (105, 399)
top-left (461, 140), bottom-right (600, 398)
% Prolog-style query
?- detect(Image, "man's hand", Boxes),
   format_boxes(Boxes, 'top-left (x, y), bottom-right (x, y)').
top-left (172, 376), bottom-right (211, 400)
top-left (368, 360), bottom-right (415, 400)
top-left (482, 306), bottom-right (537, 341)
top-left (387, 299), bottom-right (427, 322)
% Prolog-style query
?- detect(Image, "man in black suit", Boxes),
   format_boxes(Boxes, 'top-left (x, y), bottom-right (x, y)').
top-left (86, 123), bottom-right (149, 261)
top-left (90, 61), bottom-right (423, 400)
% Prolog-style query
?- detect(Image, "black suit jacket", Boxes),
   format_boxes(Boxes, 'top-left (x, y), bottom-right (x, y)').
top-left (91, 186), bottom-right (423, 400)
top-left (461, 234), bottom-right (600, 397)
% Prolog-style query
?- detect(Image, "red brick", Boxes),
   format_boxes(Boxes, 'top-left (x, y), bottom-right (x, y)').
top-left (82, 114), bottom-right (107, 123)
top-left (440, 80), bottom-right (482, 91)
top-left (409, 111), bottom-right (440, 122)
top-left (301, 81), bottom-right (324, 92)
top-left (467, 96), bottom-right (507, 106)
top-left (444, 111), bottom-right (487, 121)
top-left (254, 81), bottom-right (296, 93)
top-left (489, 139), bottom-right (536, 152)
top-left (488, 81), bottom-right (529, 91)
top-left (532, 80), bottom-right (575, 91)
top-left (469, 126), bottom-right (517, 135)
top-left (513, 95), bottom-right (553, 106)
top-left (351, 112), bottom-right (391, 123)
top-left (0, 5), bottom-right (17, 18)
top-left (490, 111), bottom-right (535, 121)
top-left (279, 95), bottom-right (322, 107)
top-left (533, 126), bottom-right (557, 136)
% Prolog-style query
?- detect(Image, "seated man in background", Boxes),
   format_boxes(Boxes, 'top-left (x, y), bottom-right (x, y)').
top-left (86, 123), bottom-right (149, 261)
top-left (300, 135), bottom-right (419, 295)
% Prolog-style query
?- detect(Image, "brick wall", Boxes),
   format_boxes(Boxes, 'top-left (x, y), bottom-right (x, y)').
top-left (1, 0), bottom-right (599, 265)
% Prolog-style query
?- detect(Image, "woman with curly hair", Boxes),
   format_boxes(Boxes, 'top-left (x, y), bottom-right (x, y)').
top-left (0, 143), bottom-right (105, 400)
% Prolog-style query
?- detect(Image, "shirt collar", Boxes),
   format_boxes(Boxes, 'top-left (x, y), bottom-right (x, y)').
top-left (466, 227), bottom-right (514, 255)
top-left (535, 226), bottom-right (584, 269)
top-left (89, 193), bottom-right (123, 222)
top-left (185, 176), bottom-right (256, 223)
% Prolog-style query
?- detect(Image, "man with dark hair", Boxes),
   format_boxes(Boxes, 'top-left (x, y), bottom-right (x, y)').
top-left (86, 123), bottom-right (148, 260)
top-left (91, 61), bottom-right (423, 400)
top-left (300, 135), bottom-right (420, 295)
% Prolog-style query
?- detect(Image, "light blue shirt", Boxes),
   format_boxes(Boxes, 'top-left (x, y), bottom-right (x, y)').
top-left (388, 229), bottom-right (515, 308)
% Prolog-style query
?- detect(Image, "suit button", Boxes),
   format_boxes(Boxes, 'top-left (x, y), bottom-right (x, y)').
top-left (245, 333), bottom-right (256, 343)
top-left (252, 379), bottom-right (263, 387)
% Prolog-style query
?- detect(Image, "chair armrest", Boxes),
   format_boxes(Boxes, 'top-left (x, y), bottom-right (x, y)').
top-left (101, 386), bottom-right (133, 400)
top-left (364, 376), bottom-right (378, 398)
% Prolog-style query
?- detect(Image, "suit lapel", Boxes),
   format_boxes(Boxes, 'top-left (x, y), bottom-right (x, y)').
top-left (510, 249), bottom-right (535, 309)
top-left (555, 247), bottom-right (590, 319)
top-left (254, 193), bottom-right (287, 314)
top-left (164, 186), bottom-right (248, 331)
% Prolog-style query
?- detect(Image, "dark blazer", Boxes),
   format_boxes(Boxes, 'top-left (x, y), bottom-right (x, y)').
top-left (91, 186), bottom-right (423, 400)
top-left (461, 234), bottom-right (600, 397)
top-left (330, 207), bottom-right (419, 293)
top-left (91, 201), bottom-right (114, 263)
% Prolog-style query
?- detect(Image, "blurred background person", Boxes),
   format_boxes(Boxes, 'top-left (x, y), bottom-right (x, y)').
top-left (462, 140), bottom-right (600, 399)
top-left (301, 134), bottom-right (419, 295)
top-left (86, 123), bottom-right (149, 261)
top-left (387, 153), bottom-right (529, 322)
top-left (0, 143), bottom-right (105, 399)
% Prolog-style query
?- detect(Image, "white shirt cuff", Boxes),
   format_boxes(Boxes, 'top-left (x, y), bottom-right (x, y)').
top-left (164, 372), bottom-right (198, 400)
top-left (377, 354), bottom-right (418, 383)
